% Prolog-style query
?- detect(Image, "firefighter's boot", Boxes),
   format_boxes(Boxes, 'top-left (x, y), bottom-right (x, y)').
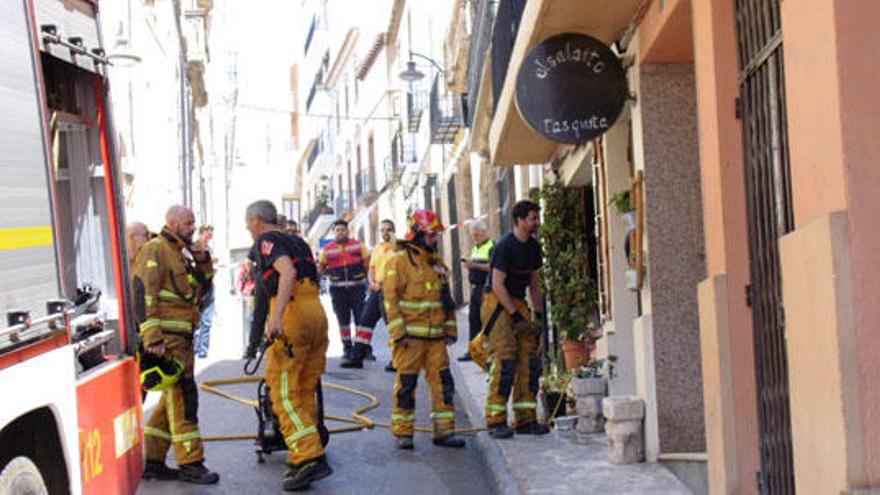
top-left (396, 436), bottom-right (414, 450)
top-left (515, 421), bottom-right (550, 435)
top-left (364, 344), bottom-right (377, 361)
top-left (488, 423), bottom-right (514, 439)
top-left (340, 342), bottom-right (367, 368)
top-left (432, 434), bottom-right (465, 448)
top-left (142, 460), bottom-right (180, 481)
top-left (283, 456), bottom-right (333, 491)
top-left (178, 462), bottom-right (220, 484)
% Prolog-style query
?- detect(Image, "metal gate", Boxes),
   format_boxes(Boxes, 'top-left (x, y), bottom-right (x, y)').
top-left (734, 1), bottom-right (795, 493)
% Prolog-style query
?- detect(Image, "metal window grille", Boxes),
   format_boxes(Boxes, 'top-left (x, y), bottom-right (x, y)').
top-left (734, 1), bottom-right (795, 493)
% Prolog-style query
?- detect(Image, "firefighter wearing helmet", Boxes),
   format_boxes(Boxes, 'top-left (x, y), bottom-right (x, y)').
top-left (382, 209), bottom-right (465, 449)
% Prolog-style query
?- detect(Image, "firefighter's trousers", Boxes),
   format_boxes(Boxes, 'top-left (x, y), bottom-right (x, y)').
top-left (355, 288), bottom-right (384, 346)
top-left (329, 284), bottom-right (365, 350)
top-left (482, 292), bottom-right (540, 428)
top-left (144, 334), bottom-right (204, 465)
top-left (266, 281), bottom-right (329, 465)
top-left (391, 338), bottom-right (456, 439)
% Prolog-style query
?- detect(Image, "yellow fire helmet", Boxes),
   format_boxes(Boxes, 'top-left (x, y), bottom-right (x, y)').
top-left (139, 353), bottom-right (184, 392)
top-left (469, 332), bottom-right (491, 372)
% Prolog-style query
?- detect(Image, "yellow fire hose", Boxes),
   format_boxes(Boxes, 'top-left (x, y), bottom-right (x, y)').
top-left (199, 375), bottom-right (485, 442)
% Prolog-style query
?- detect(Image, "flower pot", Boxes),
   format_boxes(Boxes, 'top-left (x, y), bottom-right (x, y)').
top-left (542, 391), bottom-right (567, 420)
top-left (622, 211), bottom-right (637, 231)
top-left (554, 415), bottom-right (578, 431)
top-left (561, 340), bottom-right (591, 370)
top-left (625, 268), bottom-right (639, 291)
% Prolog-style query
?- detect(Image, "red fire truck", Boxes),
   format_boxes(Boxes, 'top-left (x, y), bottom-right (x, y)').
top-left (0, 0), bottom-right (142, 493)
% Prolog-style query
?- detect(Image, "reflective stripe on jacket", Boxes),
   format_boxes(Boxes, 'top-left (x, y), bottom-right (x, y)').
top-left (382, 243), bottom-right (456, 341)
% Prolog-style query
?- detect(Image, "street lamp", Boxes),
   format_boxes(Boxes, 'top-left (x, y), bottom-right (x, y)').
top-left (398, 61), bottom-right (424, 82)
top-left (397, 51), bottom-right (444, 83)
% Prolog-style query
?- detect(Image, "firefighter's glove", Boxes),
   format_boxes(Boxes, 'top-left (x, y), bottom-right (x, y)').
top-left (512, 312), bottom-right (537, 336)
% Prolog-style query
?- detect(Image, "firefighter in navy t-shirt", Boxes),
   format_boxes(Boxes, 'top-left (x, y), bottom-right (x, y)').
top-left (481, 200), bottom-right (551, 439)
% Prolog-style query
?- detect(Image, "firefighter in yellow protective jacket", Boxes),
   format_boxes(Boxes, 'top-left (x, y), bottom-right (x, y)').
top-left (383, 209), bottom-right (465, 450)
top-left (246, 200), bottom-right (333, 492)
top-left (132, 205), bottom-right (219, 484)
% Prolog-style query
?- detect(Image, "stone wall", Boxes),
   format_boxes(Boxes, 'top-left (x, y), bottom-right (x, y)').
top-left (640, 62), bottom-right (706, 453)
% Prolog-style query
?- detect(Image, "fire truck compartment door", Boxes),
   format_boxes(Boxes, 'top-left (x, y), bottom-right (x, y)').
top-left (34, 0), bottom-right (103, 73)
top-left (0, 0), bottom-right (61, 327)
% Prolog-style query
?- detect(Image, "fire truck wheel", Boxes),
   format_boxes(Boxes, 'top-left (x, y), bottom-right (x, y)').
top-left (0, 456), bottom-right (48, 495)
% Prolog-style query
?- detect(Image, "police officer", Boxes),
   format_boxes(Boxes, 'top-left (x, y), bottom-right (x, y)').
top-left (458, 220), bottom-right (494, 361)
top-left (384, 209), bottom-right (465, 450)
top-left (482, 200), bottom-right (550, 439)
top-left (246, 200), bottom-right (333, 491)
top-left (318, 219), bottom-right (369, 366)
top-left (133, 205), bottom-right (219, 484)
top-left (342, 219), bottom-right (396, 369)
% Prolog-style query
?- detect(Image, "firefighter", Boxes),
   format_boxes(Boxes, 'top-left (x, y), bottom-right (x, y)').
top-left (318, 219), bottom-right (369, 366)
top-left (246, 200), bottom-right (333, 491)
top-left (383, 209), bottom-right (465, 450)
top-left (458, 220), bottom-right (494, 361)
top-left (482, 200), bottom-right (550, 439)
top-left (126, 221), bottom-right (152, 264)
top-left (344, 219), bottom-right (397, 369)
top-left (133, 205), bottom-right (219, 484)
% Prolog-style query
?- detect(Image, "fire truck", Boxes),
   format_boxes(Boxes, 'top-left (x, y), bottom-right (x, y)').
top-left (0, 0), bottom-right (142, 493)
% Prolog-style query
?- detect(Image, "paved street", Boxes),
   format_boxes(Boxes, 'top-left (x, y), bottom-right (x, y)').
top-left (138, 294), bottom-right (495, 494)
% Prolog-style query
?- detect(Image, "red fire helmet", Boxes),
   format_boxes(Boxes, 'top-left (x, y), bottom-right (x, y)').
top-left (406, 209), bottom-right (445, 240)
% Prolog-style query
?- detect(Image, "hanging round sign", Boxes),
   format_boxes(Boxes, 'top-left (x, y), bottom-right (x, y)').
top-left (515, 33), bottom-right (628, 144)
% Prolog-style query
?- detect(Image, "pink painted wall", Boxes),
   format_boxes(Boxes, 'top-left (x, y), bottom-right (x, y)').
top-left (691, 0), bottom-right (760, 492)
top-left (836, 1), bottom-right (880, 483)
top-left (782, 0), bottom-right (880, 487)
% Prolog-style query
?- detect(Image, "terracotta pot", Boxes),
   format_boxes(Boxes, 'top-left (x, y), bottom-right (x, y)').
top-left (561, 340), bottom-right (592, 370)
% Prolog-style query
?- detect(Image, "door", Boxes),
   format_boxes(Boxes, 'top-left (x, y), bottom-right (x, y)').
top-left (734, 1), bottom-right (795, 493)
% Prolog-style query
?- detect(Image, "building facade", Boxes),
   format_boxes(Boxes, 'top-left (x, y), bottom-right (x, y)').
top-left (464, 0), bottom-right (880, 494)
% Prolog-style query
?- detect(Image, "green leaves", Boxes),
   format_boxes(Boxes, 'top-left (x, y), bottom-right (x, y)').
top-left (538, 181), bottom-right (599, 344)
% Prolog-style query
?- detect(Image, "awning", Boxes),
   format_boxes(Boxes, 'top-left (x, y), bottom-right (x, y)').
top-left (489, 0), bottom-right (642, 166)
top-left (558, 143), bottom-right (593, 187)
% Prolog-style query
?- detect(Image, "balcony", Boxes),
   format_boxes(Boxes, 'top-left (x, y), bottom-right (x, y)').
top-left (407, 90), bottom-right (427, 133)
top-left (429, 75), bottom-right (464, 144)
top-left (465, 0), bottom-right (497, 128)
top-left (355, 169), bottom-right (378, 206)
top-left (488, 0), bottom-right (642, 165)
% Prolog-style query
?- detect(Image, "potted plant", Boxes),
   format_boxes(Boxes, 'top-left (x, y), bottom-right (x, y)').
top-left (609, 190), bottom-right (636, 231)
top-left (539, 181), bottom-right (599, 370)
top-left (570, 355), bottom-right (617, 433)
top-left (315, 191), bottom-right (333, 214)
top-left (540, 348), bottom-right (572, 421)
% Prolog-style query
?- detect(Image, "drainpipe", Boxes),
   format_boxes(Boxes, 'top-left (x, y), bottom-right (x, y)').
top-left (171, 0), bottom-right (191, 207)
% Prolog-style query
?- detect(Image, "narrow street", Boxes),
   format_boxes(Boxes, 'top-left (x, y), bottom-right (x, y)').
top-left (137, 295), bottom-right (495, 495)
top-left (3, 1), bottom-right (878, 494)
